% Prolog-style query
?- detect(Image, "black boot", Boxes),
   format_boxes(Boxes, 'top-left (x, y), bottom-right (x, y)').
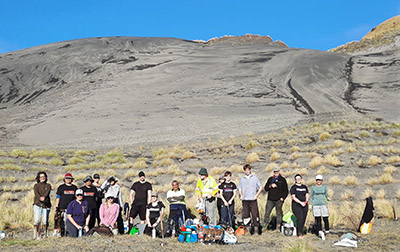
top-left (258, 225), bottom-right (262, 235)
top-left (250, 226), bottom-right (255, 235)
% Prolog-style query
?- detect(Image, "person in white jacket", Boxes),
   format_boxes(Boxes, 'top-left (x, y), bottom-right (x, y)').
top-left (101, 176), bottom-right (124, 234)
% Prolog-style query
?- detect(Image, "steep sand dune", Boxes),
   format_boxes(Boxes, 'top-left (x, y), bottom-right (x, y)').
top-left (0, 35), bottom-right (398, 147)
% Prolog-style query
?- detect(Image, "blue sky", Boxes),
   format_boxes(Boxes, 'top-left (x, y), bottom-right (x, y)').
top-left (0, 0), bottom-right (399, 53)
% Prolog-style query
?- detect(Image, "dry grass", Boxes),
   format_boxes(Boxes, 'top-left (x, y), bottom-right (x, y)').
top-left (167, 164), bottom-right (186, 176)
top-left (289, 152), bottom-right (302, 160)
top-left (0, 176), bottom-right (17, 183)
top-left (343, 175), bottom-right (359, 186)
top-left (270, 151), bottom-right (280, 161)
top-left (30, 149), bottom-right (59, 158)
top-left (181, 151), bottom-right (196, 160)
top-left (316, 166), bottom-right (328, 174)
top-left (186, 174), bottom-right (198, 184)
top-left (367, 155), bottom-right (383, 166)
top-left (341, 190), bottom-right (355, 200)
top-left (362, 187), bottom-right (375, 198)
top-left (246, 152), bottom-right (260, 163)
top-left (333, 140), bottom-right (346, 148)
top-left (68, 156), bottom-right (86, 165)
top-left (328, 176), bottom-right (342, 185)
top-left (280, 161), bottom-right (290, 169)
top-left (384, 165), bottom-right (397, 174)
top-left (0, 164), bottom-right (23, 171)
top-left (385, 155), bottom-right (400, 164)
top-left (0, 158), bottom-right (14, 164)
top-left (290, 146), bottom-right (301, 153)
top-left (49, 158), bottom-right (63, 166)
top-left (310, 156), bottom-right (324, 168)
top-left (209, 166), bottom-right (226, 176)
top-left (360, 130), bottom-right (371, 138)
top-left (324, 155), bottom-right (342, 166)
top-left (266, 162), bottom-right (278, 172)
top-left (9, 149), bottom-right (29, 158)
top-left (245, 140), bottom-right (260, 150)
top-left (347, 145), bottom-right (357, 153)
top-left (367, 173), bottom-right (394, 185)
top-left (133, 160), bottom-right (147, 169)
top-left (319, 132), bottom-right (331, 141)
top-left (152, 158), bottom-right (173, 167)
top-left (376, 189), bottom-right (386, 199)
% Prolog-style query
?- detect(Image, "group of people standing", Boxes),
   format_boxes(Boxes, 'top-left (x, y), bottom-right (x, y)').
top-left (33, 163), bottom-right (331, 239)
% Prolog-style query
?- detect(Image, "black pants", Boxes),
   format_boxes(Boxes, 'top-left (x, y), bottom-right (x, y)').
top-left (89, 208), bottom-right (97, 230)
top-left (217, 198), bottom-right (223, 222)
top-left (116, 208), bottom-right (124, 234)
top-left (315, 216), bottom-right (329, 232)
top-left (292, 203), bottom-right (308, 236)
top-left (242, 200), bottom-right (260, 227)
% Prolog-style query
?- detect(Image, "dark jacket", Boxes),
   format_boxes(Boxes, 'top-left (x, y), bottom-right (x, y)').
top-left (34, 182), bottom-right (52, 208)
top-left (264, 175), bottom-right (288, 201)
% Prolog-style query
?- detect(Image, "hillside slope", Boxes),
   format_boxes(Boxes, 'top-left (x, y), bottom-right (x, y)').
top-left (0, 34), bottom-right (399, 147)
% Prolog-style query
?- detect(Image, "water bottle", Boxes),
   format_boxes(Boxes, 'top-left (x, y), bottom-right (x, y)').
top-left (78, 228), bottom-right (82, 238)
top-left (152, 228), bottom-right (156, 239)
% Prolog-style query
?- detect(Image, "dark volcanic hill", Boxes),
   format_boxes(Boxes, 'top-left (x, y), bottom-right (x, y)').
top-left (0, 30), bottom-right (399, 147)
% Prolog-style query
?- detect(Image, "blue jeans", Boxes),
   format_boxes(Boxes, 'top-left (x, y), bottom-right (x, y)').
top-left (221, 203), bottom-right (235, 227)
top-left (33, 205), bottom-right (50, 225)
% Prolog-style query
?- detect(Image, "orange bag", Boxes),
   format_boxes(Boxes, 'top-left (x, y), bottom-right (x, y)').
top-left (235, 225), bottom-right (247, 236)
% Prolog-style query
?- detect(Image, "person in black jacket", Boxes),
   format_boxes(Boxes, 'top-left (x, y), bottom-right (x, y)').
top-left (263, 167), bottom-right (288, 230)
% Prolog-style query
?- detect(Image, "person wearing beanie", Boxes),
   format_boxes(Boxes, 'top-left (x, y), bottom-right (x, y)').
top-left (195, 167), bottom-right (219, 226)
top-left (53, 173), bottom-right (77, 237)
top-left (128, 171), bottom-right (152, 233)
top-left (309, 174), bottom-right (330, 240)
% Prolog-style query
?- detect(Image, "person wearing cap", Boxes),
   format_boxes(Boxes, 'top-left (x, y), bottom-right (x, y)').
top-left (66, 189), bottom-right (91, 237)
top-left (290, 174), bottom-right (309, 238)
top-left (80, 176), bottom-right (98, 230)
top-left (101, 176), bottom-right (124, 234)
top-left (33, 171), bottom-right (52, 239)
top-left (195, 168), bottom-right (219, 226)
top-left (53, 173), bottom-right (78, 237)
top-left (99, 191), bottom-right (120, 230)
top-left (145, 192), bottom-right (165, 238)
top-left (263, 166), bottom-right (288, 231)
top-left (310, 174), bottom-right (330, 239)
top-left (238, 164), bottom-right (263, 235)
top-left (93, 173), bottom-right (103, 226)
top-left (129, 171), bottom-right (152, 232)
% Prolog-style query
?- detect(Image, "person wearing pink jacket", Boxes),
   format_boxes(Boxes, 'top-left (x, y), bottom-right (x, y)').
top-left (99, 191), bottom-right (120, 229)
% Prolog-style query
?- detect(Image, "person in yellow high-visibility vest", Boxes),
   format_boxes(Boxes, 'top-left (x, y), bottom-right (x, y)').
top-left (196, 168), bottom-right (219, 225)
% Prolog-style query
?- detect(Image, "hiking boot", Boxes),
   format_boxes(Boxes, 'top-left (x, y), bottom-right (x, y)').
top-left (257, 226), bottom-right (262, 235)
top-left (319, 230), bottom-right (326, 240)
top-left (250, 226), bottom-right (255, 235)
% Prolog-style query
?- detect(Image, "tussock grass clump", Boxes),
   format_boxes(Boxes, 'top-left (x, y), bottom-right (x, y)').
top-left (343, 175), bottom-right (359, 186)
top-left (328, 189), bottom-right (334, 200)
top-left (331, 148), bottom-right (344, 156)
top-left (384, 165), bottom-right (397, 174)
top-left (360, 130), bottom-right (371, 138)
top-left (368, 173), bottom-right (394, 185)
top-left (210, 167), bottom-right (226, 176)
top-left (290, 146), bottom-right (301, 153)
top-left (23, 175), bottom-right (36, 182)
top-left (362, 187), bottom-right (375, 198)
top-left (289, 152), bottom-right (302, 160)
top-left (167, 164), bottom-right (186, 176)
top-left (324, 155), bottom-right (342, 167)
top-left (246, 152), bottom-right (260, 163)
top-left (341, 190), bottom-right (355, 200)
top-left (28, 166), bottom-right (47, 172)
top-left (75, 149), bottom-right (96, 157)
top-left (316, 166), bottom-right (328, 174)
top-left (385, 156), bottom-right (400, 164)
top-left (319, 132), bottom-right (331, 141)
top-left (245, 140), bottom-right (260, 150)
top-left (280, 161), bottom-right (290, 169)
top-left (347, 145), bottom-right (356, 153)
top-left (376, 189), bottom-right (386, 199)
top-left (49, 158), bottom-right (63, 166)
top-left (30, 149), bottom-right (59, 158)
top-left (266, 163), bottom-right (278, 172)
top-left (9, 149), bottom-right (29, 158)
top-left (270, 152), bottom-right (280, 161)
top-left (186, 174), bottom-right (198, 184)
top-left (283, 240), bottom-right (313, 252)
top-left (333, 140), bottom-right (346, 148)
top-left (181, 151), bottom-right (196, 160)
top-left (310, 156), bottom-right (324, 168)
top-left (367, 155), bottom-right (383, 166)
top-left (69, 156), bottom-right (86, 165)
top-left (0, 164), bottom-right (23, 171)
top-left (133, 160), bottom-right (147, 169)
top-left (0, 158), bottom-right (14, 164)
top-left (152, 158), bottom-right (173, 167)
top-left (152, 147), bottom-right (179, 160)
top-left (0, 150), bottom-right (7, 156)
top-left (0, 176), bottom-right (17, 183)
top-left (329, 176), bottom-right (342, 185)
top-left (123, 170), bottom-right (136, 179)
top-left (230, 164), bottom-right (243, 173)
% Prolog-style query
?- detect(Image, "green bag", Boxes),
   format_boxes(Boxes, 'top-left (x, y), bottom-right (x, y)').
top-left (129, 226), bottom-right (139, 235)
top-left (282, 211), bottom-right (297, 226)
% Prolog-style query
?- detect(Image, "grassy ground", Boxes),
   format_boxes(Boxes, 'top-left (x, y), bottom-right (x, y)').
top-left (1, 118), bottom-right (400, 250)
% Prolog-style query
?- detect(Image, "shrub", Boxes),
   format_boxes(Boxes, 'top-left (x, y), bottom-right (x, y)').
top-left (289, 152), bottom-right (301, 160)
top-left (265, 163), bottom-right (278, 172)
top-left (384, 165), bottom-right (397, 174)
top-left (280, 161), bottom-right (290, 169)
top-left (310, 156), bottom-right (324, 168)
top-left (270, 152), bottom-right (280, 161)
top-left (246, 152), bottom-right (260, 163)
top-left (316, 166), bottom-right (328, 174)
top-left (347, 146), bottom-right (356, 153)
top-left (181, 151), bottom-right (196, 160)
top-left (385, 156), bottom-right (400, 164)
top-left (333, 140), bottom-right (345, 148)
top-left (290, 146), bottom-right (301, 153)
top-left (329, 176), bottom-right (341, 185)
top-left (360, 130), bottom-right (370, 138)
top-left (324, 155), bottom-right (342, 167)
